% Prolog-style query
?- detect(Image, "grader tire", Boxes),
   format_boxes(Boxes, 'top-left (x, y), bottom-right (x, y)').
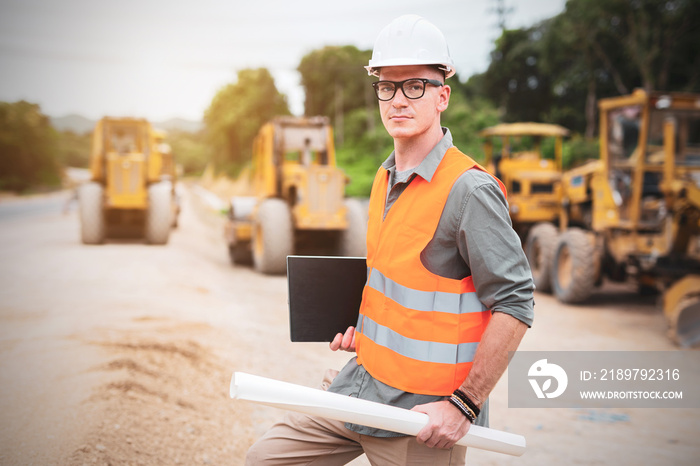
top-left (664, 276), bottom-right (700, 348)
top-left (671, 296), bottom-right (700, 348)
top-left (340, 198), bottom-right (367, 257)
top-left (253, 199), bottom-right (293, 275)
top-left (78, 182), bottom-right (105, 244)
top-left (145, 182), bottom-right (173, 245)
top-left (525, 222), bottom-right (558, 293)
top-left (551, 228), bottom-right (597, 304)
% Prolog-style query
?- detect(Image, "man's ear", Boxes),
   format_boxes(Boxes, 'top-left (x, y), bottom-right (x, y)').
top-left (437, 85), bottom-right (451, 112)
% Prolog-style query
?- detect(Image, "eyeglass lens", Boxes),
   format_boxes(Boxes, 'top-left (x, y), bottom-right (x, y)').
top-left (375, 79), bottom-right (429, 101)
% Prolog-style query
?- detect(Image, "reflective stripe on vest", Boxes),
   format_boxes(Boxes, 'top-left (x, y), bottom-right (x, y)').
top-left (355, 146), bottom-right (507, 396)
top-left (367, 267), bottom-right (486, 315)
top-left (356, 312), bottom-right (480, 365)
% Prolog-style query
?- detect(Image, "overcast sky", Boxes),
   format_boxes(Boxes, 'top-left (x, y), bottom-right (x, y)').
top-left (0, 0), bottom-right (566, 121)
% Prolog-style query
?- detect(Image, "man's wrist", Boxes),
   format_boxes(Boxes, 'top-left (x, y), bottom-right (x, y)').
top-left (453, 389), bottom-right (481, 417)
top-left (458, 386), bottom-right (484, 409)
top-left (448, 394), bottom-right (476, 423)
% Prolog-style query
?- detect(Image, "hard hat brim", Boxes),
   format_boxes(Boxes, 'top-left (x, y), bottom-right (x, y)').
top-left (365, 61), bottom-right (455, 79)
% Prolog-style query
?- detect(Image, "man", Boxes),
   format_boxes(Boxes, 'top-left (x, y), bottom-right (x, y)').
top-left (246, 15), bottom-right (533, 465)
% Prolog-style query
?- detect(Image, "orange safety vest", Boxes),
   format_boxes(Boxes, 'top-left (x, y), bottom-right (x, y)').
top-left (355, 147), bottom-right (507, 396)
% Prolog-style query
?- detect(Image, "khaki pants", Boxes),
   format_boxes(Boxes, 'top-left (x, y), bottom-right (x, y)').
top-left (245, 369), bottom-right (467, 466)
top-left (246, 411), bottom-right (467, 466)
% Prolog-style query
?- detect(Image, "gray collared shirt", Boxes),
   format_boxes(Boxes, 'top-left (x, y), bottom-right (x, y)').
top-left (328, 128), bottom-right (535, 436)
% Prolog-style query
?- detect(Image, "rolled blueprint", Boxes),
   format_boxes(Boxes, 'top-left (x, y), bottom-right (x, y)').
top-left (230, 372), bottom-right (526, 457)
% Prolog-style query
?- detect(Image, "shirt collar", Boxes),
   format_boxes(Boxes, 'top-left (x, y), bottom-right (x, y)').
top-left (381, 128), bottom-right (454, 183)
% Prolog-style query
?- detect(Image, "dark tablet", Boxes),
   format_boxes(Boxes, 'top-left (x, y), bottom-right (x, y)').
top-left (287, 255), bottom-right (367, 342)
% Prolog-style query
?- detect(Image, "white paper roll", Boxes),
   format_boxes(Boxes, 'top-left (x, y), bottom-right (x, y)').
top-left (230, 372), bottom-right (526, 457)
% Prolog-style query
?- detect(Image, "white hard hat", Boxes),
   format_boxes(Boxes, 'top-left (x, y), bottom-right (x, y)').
top-left (365, 14), bottom-right (455, 79)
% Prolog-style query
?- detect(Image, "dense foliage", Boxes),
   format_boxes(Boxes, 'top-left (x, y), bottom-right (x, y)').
top-left (166, 130), bottom-right (210, 176)
top-left (298, 46), bottom-right (373, 128)
top-left (0, 101), bottom-right (61, 192)
top-left (204, 68), bottom-right (290, 175)
top-left (477, 0), bottom-right (700, 137)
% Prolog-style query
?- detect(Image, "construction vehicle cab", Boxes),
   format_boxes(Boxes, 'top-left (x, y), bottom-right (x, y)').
top-left (480, 122), bottom-right (569, 291)
top-left (551, 90), bottom-right (700, 346)
top-left (225, 116), bottom-right (366, 274)
top-left (78, 117), bottom-right (176, 245)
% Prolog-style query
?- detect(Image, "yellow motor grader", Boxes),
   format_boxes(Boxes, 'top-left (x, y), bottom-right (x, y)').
top-left (79, 117), bottom-right (176, 245)
top-left (224, 116), bottom-right (366, 274)
top-left (480, 122), bottom-right (569, 292)
top-left (550, 89), bottom-right (700, 346)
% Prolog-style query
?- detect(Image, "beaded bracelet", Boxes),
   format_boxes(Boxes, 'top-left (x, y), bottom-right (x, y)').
top-left (455, 395), bottom-right (477, 420)
top-left (453, 389), bottom-right (481, 417)
top-left (448, 394), bottom-right (476, 423)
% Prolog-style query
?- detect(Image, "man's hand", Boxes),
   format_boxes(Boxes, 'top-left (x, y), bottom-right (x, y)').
top-left (411, 400), bottom-right (470, 449)
top-left (329, 326), bottom-right (356, 352)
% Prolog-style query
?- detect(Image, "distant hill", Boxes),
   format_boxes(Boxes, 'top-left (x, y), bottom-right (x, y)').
top-left (154, 118), bottom-right (203, 133)
top-left (50, 115), bottom-right (203, 134)
top-left (50, 114), bottom-right (95, 134)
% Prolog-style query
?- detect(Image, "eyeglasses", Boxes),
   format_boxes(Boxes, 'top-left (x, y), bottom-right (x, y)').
top-left (372, 78), bottom-right (444, 101)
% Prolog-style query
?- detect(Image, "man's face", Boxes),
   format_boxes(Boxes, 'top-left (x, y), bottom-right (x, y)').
top-left (377, 65), bottom-right (450, 141)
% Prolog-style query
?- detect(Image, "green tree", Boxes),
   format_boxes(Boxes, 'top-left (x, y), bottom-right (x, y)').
top-left (168, 130), bottom-right (211, 176)
top-left (479, 0), bottom-right (700, 136)
top-left (442, 91), bottom-right (500, 163)
top-left (538, 10), bottom-right (620, 137)
top-left (298, 45), bottom-right (373, 119)
top-left (542, 0), bottom-right (699, 136)
top-left (335, 106), bottom-right (393, 197)
top-left (204, 68), bottom-right (289, 175)
top-left (298, 46), bottom-right (374, 146)
top-left (481, 25), bottom-right (553, 123)
top-left (578, 0), bottom-right (699, 93)
top-left (0, 101), bottom-right (61, 191)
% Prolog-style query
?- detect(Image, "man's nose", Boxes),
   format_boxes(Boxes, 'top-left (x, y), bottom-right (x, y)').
top-left (391, 86), bottom-right (409, 106)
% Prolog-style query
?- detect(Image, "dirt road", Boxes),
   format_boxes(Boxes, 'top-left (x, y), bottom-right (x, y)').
top-left (0, 187), bottom-right (698, 465)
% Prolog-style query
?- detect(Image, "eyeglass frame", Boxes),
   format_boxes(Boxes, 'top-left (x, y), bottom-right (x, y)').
top-left (371, 78), bottom-right (444, 101)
